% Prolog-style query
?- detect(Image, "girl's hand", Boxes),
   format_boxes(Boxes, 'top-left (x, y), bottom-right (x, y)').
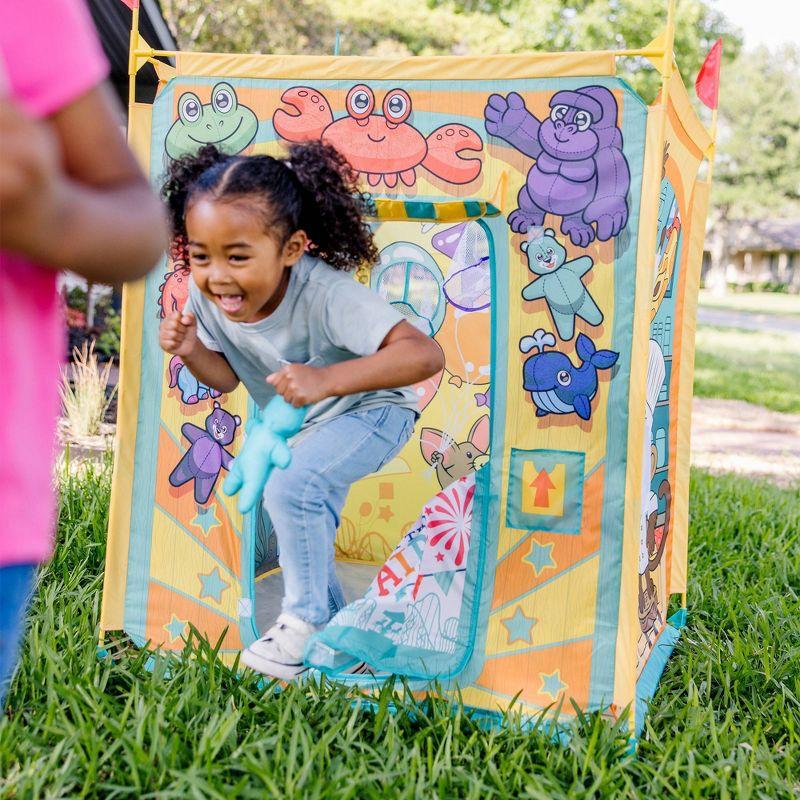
top-left (267, 364), bottom-right (332, 408)
top-left (160, 310), bottom-right (199, 357)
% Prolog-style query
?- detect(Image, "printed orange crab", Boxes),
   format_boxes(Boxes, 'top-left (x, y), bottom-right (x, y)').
top-left (272, 84), bottom-right (483, 188)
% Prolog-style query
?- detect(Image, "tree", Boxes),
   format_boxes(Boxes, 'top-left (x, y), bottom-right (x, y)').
top-left (160, 0), bottom-right (514, 56)
top-left (701, 44), bottom-right (800, 292)
top-left (160, 0), bottom-right (339, 55)
top-left (713, 45), bottom-right (800, 219)
top-left (161, 0), bottom-right (739, 91)
top-left (432, 0), bottom-right (741, 101)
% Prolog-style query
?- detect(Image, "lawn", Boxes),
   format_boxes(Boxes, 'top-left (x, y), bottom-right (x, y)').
top-left (698, 290), bottom-right (800, 318)
top-left (694, 325), bottom-right (800, 415)
top-left (1, 460), bottom-right (798, 798)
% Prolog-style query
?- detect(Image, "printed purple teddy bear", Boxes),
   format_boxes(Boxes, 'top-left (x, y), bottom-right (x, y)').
top-left (169, 402), bottom-right (241, 505)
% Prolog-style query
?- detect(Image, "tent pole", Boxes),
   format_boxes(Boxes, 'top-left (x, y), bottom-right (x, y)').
top-left (128, 3), bottom-right (140, 113)
top-left (706, 107), bottom-right (719, 181)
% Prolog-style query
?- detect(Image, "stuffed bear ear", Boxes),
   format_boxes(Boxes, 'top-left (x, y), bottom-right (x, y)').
top-left (214, 401), bottom-right (221, 409)
top-left (234, 415), bottom-right (242, 426)
top-left (545, 228), bottom-right (556, 238)
top-left (520, 241), bottom-right (529, 253)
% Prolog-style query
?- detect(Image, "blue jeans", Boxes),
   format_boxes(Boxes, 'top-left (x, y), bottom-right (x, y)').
top-left (0, 563), bottom-right (36, 708)
top-left (263, 405), bottom-right (416, 625)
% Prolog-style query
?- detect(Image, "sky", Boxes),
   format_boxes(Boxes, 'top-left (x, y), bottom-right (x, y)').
top-left (715, 0), bottom-right (800, 49)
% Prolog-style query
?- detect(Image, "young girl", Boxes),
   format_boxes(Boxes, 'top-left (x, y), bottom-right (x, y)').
top-left (160, 142), bottom-right (443, 679)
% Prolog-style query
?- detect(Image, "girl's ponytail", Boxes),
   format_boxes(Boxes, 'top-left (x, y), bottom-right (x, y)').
top-left (161, 145), bottom-right (233, 241)
top-left (289, 141), bottom-right (377, 271)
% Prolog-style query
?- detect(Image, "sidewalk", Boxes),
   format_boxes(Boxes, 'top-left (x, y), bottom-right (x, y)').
top-left (691, 397), bottom-right (800, 488)
top-left (697, 307), bottom-right (800, 334)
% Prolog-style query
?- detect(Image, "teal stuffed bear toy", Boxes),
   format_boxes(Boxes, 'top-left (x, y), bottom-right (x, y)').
top-left (223, 396), bottom-right (307, 514)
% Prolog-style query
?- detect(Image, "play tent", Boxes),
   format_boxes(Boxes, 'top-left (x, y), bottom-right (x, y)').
top-left (101, 2), bottom-right (716, 736)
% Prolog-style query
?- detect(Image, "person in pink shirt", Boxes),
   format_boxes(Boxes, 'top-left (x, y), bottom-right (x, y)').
top-left (0, 0), bottom-right (167, 705)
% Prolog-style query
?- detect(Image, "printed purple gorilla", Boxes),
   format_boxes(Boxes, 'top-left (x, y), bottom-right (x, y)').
top-left (169, 402), bottom-right (241, 505)
top-left (484, 86), bottom-right (631, 247)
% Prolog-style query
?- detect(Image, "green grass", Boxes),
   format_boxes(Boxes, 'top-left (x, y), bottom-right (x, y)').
top-left (1, 460), bottom-right (798, 798)
top-left (699, 290), bottom-right (800, 318)
top-left (694, 325), bottom-right (800, 414)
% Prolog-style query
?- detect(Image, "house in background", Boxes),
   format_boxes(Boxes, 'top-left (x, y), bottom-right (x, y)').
top-left (703, 218), bottom-right (800, 293)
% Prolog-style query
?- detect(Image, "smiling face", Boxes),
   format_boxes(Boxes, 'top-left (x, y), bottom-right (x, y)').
top-left (204, 403), bottom-right (240, 446)
top-left (522, 229), bottom-right (567, 275)
top-left (165, 82), bottom-right (259, 160)
top-left (538, 102), bottom-right (600, 162)
top-left (321, 85), bottom-right (427, 173)
top-left (185, 196), bottom-right (306, 323)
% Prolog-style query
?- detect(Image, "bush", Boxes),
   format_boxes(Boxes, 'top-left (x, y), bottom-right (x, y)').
top-left (66, 285), bottom-right (88, 311)
top-left (733, 280), bottom-right (790, 294)
top-left (95, 308), bottom-right (121, 360)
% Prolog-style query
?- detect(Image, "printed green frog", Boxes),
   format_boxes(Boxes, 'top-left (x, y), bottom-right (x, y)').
top-left (165, 82), bottom-right (259, 160)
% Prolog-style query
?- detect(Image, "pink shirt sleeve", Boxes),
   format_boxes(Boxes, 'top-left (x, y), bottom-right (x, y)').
top-left (0, 1), bottom-right (109, 567)
top-left (0, 0), bottom-right (109, 118)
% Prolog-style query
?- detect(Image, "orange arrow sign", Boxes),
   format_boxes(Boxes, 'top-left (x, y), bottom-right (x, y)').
top-left (530, 468), bottom-right (556, 507)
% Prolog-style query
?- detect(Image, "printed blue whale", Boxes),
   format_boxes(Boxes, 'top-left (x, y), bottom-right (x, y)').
top-left (523, 333), bottom-right (619, 420)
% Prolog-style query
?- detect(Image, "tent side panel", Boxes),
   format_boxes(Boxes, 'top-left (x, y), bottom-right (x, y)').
top-left (458, 80), bottom-right (649, 720)
top-left (611, 101), bottom-right (668, 723)
top-left (670, 177), bottom-right (712, 593)
top-left (101, 102), bottom-right (152, 634)
top-left (635, 71), bottom-right (707, 678)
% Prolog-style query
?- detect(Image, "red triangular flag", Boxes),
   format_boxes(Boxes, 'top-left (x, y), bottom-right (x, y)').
top-left (696, 38), bottom-right (723, 109)
top-left (119, 0), bottom-right (140, 9)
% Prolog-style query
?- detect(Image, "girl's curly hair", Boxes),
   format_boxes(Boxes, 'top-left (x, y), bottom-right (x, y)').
top-left (160, 141), bottom-right (377, 271)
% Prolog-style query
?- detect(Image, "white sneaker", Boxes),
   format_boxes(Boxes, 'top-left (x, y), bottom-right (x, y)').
top-left (240, 613), bottom-right (319, 680)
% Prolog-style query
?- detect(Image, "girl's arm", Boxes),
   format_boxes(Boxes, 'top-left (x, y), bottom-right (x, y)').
top-left (268, 321), bottom-right (444, 407)
top-left (0, 84), bottom-right (167, 282)
top-left (160, 311), bottom-right (240, 394)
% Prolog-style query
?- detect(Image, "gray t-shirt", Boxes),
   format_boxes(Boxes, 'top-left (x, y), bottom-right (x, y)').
top-left (183, 255), bottom-right (419, 429)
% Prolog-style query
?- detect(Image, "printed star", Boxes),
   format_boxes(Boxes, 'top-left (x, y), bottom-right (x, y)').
top-left (424, 506), bottom-right (433, 516)
top-left (191, 504), bottom-right (221, 536)
top-left (436, 552), bottom-right (445, 562)
top-left (164, 614), bottom-right (188, 643)
top-left (539, 670), bottom-right (567, 701)
top-left (378, 505), bottom-right (394, 522)
top-left (501, 606), bottom-right (537, 645)
top-left (198, 567), bottom-right (229, 604)
top-left (524, 539), bottom-right (556, 576)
